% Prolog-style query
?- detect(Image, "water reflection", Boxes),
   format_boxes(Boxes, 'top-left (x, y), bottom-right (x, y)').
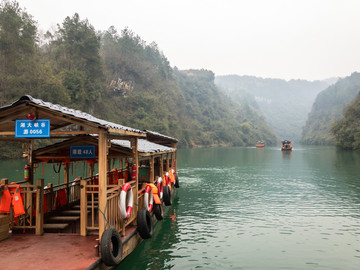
top-left (119, 197), bottom-right (181, 270)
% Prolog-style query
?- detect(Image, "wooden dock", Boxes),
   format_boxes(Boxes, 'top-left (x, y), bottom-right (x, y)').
top-left (0, 234), bottom-right (99, 270)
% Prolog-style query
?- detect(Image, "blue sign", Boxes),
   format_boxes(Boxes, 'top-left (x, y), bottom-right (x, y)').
top-left (15, 119), bottom-right (50, 138)
top-left (70, 145), bottom-right (95, 159)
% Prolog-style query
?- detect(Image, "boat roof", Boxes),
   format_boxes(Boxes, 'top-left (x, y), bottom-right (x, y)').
top-left (0, 95), bottom-right (145, 137)
top-left (33, 135), bottom-right (175, 162)
top-left (144, 129), bottom-right (178, 145)
top-left (112, 138), bottom-right (175, 154)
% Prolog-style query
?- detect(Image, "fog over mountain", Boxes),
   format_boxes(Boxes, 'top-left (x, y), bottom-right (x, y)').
top-left (215, 75), bottom-right (334, 142)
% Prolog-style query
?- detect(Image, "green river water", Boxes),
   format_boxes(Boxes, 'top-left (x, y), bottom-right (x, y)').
top-left (120, 146), bottom-right (360, 270)
top-left (1, 146), bottom-right (359, 269)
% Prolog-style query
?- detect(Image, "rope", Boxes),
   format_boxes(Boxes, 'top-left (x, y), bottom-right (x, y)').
top-left (53, 162), bottom-right (62, 174)
top-left (97, 200), bottom-right (111, 231)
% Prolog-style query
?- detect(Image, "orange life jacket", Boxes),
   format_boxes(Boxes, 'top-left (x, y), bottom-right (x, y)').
top-left (12, 185), bottom-right (25, 217)
top-left (169, 170), bottom-right (176, 184)
top-left (0, 184), bottom-right (25, 217)
top-left (0, 185), bottom-right (12, 213)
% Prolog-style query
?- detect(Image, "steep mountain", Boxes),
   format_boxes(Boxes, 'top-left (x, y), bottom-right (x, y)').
top-left (302, 72), bottom-right (360, 145)
top-left (99, 27), bottom-right (278, 147)
top-left (0, 4), bottom-right (278, 159)
top-left (331, 92), bottom-right (360, 150)
top-left (215, 75), bottom-right (330, 142)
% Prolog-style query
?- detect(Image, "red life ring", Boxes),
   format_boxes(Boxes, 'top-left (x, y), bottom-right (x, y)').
top-left (144, 185), bottom-right (154, 212)
top-left (119, 183), bottom-right (133, 219)
top-left (156, 177), bottom-right (163, 200)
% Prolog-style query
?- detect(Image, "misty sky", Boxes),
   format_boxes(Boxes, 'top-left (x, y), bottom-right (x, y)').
top-left (14, 0), bottom-right (360, 81)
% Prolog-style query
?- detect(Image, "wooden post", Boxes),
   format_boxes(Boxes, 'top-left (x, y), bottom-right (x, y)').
top-left (131, 138), bottom-right (138, 223)
top-left (64, 162), bottom-right (69, 204)
top-left (172, 143), bottom-right (177, 171)
top-left (89, 163), bottom-right (94, 178)
top-left (98, 131), bottom-right (108, 238)
top-left (35, 178), bottom-right (44, 236)
top-left (27, 140), bottom-right (34, 185)
top-left (166, 153), bottom-right (170, 172)
top-left (150, 156), bottom-right (154, 183)
top-left (46, 183), bottom-right (53, 213)
top-left (159, 155), bottom-right (163, 176)
top-left (80, 177), bottom-right (87, 236)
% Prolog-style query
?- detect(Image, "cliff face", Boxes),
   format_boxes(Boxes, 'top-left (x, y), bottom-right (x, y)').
top-left (302, 72), bottom-right (360, 145)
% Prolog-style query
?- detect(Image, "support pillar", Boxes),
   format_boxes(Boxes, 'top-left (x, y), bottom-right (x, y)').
top-left (98, 131), bottom-right (108, 238)
top-left (35, 178), bottom-right (44, 236)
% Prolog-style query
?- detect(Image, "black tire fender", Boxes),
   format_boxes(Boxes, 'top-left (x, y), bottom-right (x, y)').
top-left (137, 209), bottom-right (153, 239)
top-left (175, 173), bottom-right (180, 188)
top-left (163, 185), bottom-right (172, 206)
top-left (100, 228), bottom-right (123, 266)
top-left (153, 203), bottom-right (164, 220)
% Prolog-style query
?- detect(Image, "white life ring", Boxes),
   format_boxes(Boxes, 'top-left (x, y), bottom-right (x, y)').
top-left (157, 177), bottom-right (163, 200)
top-left (144, 185), bottom-right (154, 212)
top-left (119, 183), bottom-right (133, 219)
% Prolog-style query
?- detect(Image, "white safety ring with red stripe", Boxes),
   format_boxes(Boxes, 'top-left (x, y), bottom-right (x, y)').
top-left (144, 185), bottom-right (154, 212)
top-left (157, 177), bottom-right (163, 200)
top-left (165, 172), bottom-right (169, 185)
top-left (119, 183), bottom-right (133, 219)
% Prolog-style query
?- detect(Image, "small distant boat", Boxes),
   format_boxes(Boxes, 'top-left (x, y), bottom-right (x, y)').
top-left (256, 141), bottom-right (265, 148)
top-left (281, 140), bottom-right (292, 151)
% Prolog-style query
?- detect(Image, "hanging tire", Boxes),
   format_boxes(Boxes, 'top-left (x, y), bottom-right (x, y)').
top-left (153, 203), bottom-right (164, 220)
top-left (175, 173), bottom-right (180, 188)
top-left (137, 209), bottom-right (153, 239)
top-left (100, 228), bottom-right (123, 266)
top-left (163, 185), bottom-right (172, 206)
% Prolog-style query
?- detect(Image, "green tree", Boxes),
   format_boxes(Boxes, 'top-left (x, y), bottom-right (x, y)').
top-left (0, 0), bottom-right (37, 105)
top-left (332, 92), bottom-right (360, 150)
top-left (53, 13), bottom-right (104, 111)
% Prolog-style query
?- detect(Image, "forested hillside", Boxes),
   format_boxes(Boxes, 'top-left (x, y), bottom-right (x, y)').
top-left (0, 1), bottom-right (277, 158)
top-left (331, 92), bottom-right (360, 150)
top-left (215, 75), bottom-right (331, 141)
top-left (302, 72), bottom-right (360, 145)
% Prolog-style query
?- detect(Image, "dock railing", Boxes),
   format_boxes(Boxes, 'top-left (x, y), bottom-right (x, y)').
top-left (79, 173), bottom-right (137, 237)
top-left (0, 178), bottom-right (45, 235)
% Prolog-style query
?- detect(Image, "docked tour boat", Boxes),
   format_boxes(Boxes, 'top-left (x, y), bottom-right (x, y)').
top-left (281, 140), bottom-right (293, 151)
top-left (255, 141), bottom-right (265, 148)
top-left (0, 96), bottom-right (180, 269)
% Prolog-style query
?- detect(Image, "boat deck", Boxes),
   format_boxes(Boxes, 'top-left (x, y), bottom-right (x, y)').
top-left (0, 233), bottom-right (99, 270)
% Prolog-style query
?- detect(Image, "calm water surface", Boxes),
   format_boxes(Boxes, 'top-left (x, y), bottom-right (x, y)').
top-left (120, 146), bottom-right (360, 269)
top-left (1, 146), bottom-right (359, 269)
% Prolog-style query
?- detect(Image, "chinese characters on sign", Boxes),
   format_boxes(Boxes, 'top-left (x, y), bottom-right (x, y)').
top-left (15, 119), bottom-right (50, 138)
top-left (70, 145), bottom-right (95, 159)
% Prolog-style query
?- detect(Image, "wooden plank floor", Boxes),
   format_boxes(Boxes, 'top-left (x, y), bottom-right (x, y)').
top-left (0, 233), bottom-right (99, 270)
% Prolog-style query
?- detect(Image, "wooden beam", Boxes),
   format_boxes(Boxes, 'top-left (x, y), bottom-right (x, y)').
top-left (80, 178), bottom-right (87, 236)
top-left (150, 156), bottom-right (154, 183)
top-left (98, 131), bottom-right (108, 238)
top-left (38, 109), bottom-right (100, 131)
top-left (0, 104), bottom-right (28, 118)
top-left (166, 153), bottom-right (170, 172)
top-left (0, 107), bottom-right (32, 125)
top-left (131, 138), bottom-right (139, 225)
top-left (35, 178), bottom-right (44, 235)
